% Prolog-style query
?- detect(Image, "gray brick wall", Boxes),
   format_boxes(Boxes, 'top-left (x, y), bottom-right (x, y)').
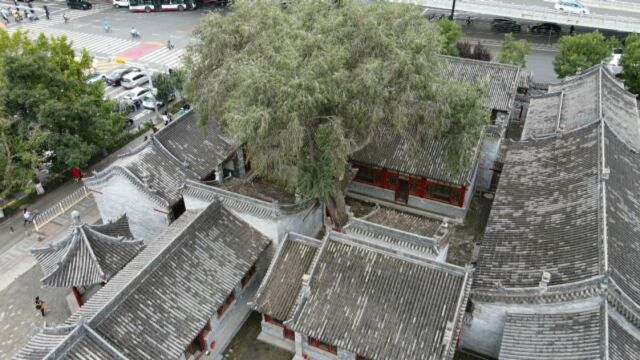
top-left (90, 176), bottom-right (171, 241)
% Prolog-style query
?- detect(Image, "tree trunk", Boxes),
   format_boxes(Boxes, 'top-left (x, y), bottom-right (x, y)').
top-left (326, 186), bottom-right (349, 228)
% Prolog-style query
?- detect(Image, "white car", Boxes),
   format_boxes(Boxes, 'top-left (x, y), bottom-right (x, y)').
top-left (122, 87), bottom-right (152, 105)
top-left (113, 0), bottom-right (129, 7)
top-left (121, 71), bottom-right (149, 89)
top-left (142, 92), bottom-right (176, 109)
top-left (555, 0), bottom-right (590, 14)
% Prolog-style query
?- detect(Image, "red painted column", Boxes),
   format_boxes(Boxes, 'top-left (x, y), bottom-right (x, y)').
top-left (458, 186), bottom-right (466, 207)
top-left (197, 332), bottom-right (207, 351)
top-left (71, 286), bottom-right (83, 307)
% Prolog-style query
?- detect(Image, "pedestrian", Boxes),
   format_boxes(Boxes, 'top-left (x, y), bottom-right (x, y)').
top-left (12, 0), bottom-right (17, 7)
top-left (570, 25), bottom-right (575, 36)
top-left (23, 9), bottom-right (28, 20)
top-left (23, 208), bottom-right (33, 227)
top-left (63, 12), bottom-right (69, 24)
top-left (167, 112), bottom-right (173, 123)
top-left (143, 135), bottom-right (148, 142)
top-left (43, 5), bottom-right (49, 20)
top-left (35, 297), bottom-right (45, 317)
top-left (72, 167), bottom-right (81, 183)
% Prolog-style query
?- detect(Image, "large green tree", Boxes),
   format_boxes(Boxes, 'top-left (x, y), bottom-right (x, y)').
top-left (0, 30), bottom-right (125, 197)
top-left (436, 19), bottom-right (462, 56)
top-left (184, 0), bottom-right (489, 225)
top-left (498, 34), bottom-right (530, 66)
top-left (554, 31), bottom-right (617, 78)
top-left (622, 33), bottom-right (640, 94)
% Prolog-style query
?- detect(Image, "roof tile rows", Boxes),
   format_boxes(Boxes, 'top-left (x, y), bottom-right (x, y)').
top-left (475, 123), bottom-right (601, 289)
top-left (16, 202), bottom-right (271, 360)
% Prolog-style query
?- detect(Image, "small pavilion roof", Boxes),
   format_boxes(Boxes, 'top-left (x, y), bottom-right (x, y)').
top-left (31, 212), bottom-right (143, 288)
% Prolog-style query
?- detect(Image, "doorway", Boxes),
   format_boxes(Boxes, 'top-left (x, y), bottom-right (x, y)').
top-left (396, 177), bottom-right (409, 204)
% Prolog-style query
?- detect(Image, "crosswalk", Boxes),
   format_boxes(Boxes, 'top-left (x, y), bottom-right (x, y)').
top-left (137, 47), bottom-right (184, 69)
top-left (4, 4), bottom-right (185, 70)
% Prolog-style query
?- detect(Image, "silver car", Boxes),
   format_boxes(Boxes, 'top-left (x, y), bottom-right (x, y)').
top-left (120, 71), bottom-right (149, 89)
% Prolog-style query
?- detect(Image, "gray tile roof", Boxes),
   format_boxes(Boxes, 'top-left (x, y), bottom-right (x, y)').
top-left (496, 301), bottom-right (640, 360)
top-left (475, 122), bottom-right (601, 289)
top-left (252, 233), bottom-right (321, 321)
top-left (498, 307), bottom-right (604, 360)
top-left (522, 65), bottom-right (640, 150)
top-left (609, 310), bottom-right (640, 359)
top-left (361, 206), bottom-right (443, 237)
top-left (351, 124), bottom-right (479, 184)
top-left (344, 217), bottom-right (445, 258)
top-left (31, 212), bottom-right (143, 288)
top-left (16, 201), bottom-right (271, 360)
top-left (604, 126), bottom-right (640, 306)
top-left (155, 112), bottom-right (237, 179)
top-left (289, 231), bottom-right (470, 360)
top-left (442, 55), bottom-right (522, 112)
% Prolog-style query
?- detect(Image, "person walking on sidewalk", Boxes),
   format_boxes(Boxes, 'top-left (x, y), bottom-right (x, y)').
top-left (43, 5), bottom-right (49, 20)
top-left (72, 167), bottom-right (81, 183)
top-left (35, 297), bottom-right (45, 317)
top-left (23, 208), bottom-right (33, 227)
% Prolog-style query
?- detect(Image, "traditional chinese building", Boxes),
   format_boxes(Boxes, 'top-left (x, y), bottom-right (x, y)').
top-left (30, 211), bottom-right (142, 308)
top-left (84, 111), bottom-right (243, 240)
top-left (16, 200), bottom-right (271, 360)
top-left (348, 56), bottom-right (529, 222)
top-left (461, 66), bottom-right (640, 359)
top-left (252, 218), bottom-right (469, 360)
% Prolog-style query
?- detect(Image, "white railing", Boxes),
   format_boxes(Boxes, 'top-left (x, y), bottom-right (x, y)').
top-left (400, 0), bottom-right (640, 32)
top-left (33, 186), bottom-right (90, 231)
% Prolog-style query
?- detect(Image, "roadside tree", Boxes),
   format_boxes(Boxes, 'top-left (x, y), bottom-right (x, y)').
top-left (0, 30), bottom-right (125, 198)
top-left (184, 0), bottom-right (489, 226)
top-left (498, 33), bottom-right (530, 66)
top-left (436, 19), bottom-right (462, 56)
top-left (622, 33), bottom-right (640, 94)
top-left (553, 30), bottom-right (617, 78)
top-left (151, 68), bottom-right (185, 106)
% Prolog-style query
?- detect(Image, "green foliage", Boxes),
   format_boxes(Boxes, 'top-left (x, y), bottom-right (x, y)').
top-left (184, 0), bottom-right (488, 216)
top-left (622, 33), bottom-right (640, 94)
top-left (553, 31), bottom-right (618, 78)
top-left (456, 41), bottom-right (491, 62)
top-left (0, 29), bottom-right (125, 197)
top-left (436, 19), bottom-right (462, 56)
top-left (498, 33), bottom-right (530, 66)
top-left (152, 68), bottom-right (185, 105)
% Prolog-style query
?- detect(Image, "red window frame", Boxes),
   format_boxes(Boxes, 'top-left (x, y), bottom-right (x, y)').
top-left (308, 337), bottom-right (337, 355)
top-left (217, 291), bottom-right (235, 318)
top-left (264, 314), bottom-right (284, 326)
top-left (423, 180), bottom-right (465, 207)
top-left (240, 264), bottom-right (257, 288)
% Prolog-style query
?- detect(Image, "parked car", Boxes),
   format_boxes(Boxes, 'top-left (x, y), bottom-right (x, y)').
top-left (67, 0), bottom-right (92, 10)
top-left (607, 48), bottom-right (624, 76)
top-left (555, 0), bottom-right (590, 14)
top-left (491, 18), bottom-right (522, 33)
top-left (105, 67), bottom-right (141, 86)
top-left (122, 87), bottom-right (152, 105)
top-left (121, 71), bottom-right (149, 89)
top-left (85, 72), bottom-right (104, 84)
top-left (142, 92), bottom-right (176, 110)
top-left (113, 0), bottom-right (129, 7)
top-left (530, 22), bottom-right (561, 35)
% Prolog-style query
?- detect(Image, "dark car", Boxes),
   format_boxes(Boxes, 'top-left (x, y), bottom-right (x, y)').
top-left (491, 18), bottom-right (521, 33)
top-left (67, 0), bottom-right (92, 10)
top-left (530, 22), bottom-right (561, 35)
top-left (105, 67), bottom-right (141, 86)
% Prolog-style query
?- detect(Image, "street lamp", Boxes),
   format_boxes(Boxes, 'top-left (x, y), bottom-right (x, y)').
top-left (450, 0), bottom-right (457, 21)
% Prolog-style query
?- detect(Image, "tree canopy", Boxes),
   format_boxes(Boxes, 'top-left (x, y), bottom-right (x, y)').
top-left (151, 68), bottom-right (185, 105)
top-left (498, 34), bottom-right (530, 66)
top-left (622, 33), bottom-right (640, 94)
top-left (0, 30), bottom-right (125, 198)
top-left (553, 31), bottom-right (617, 78)
top-left (184, 0), bottom-right (489, 225)
top-left (436, 19), bottom-right (462, 56)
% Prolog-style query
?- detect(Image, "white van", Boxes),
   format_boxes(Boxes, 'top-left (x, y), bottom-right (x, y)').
top-left (555, 0), bottom-right (590, 14)
top-left (113, 0), bottom-right (129, 8)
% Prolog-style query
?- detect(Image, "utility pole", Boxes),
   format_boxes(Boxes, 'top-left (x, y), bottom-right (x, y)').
top-left (450, 0), bottom-right (457, 20)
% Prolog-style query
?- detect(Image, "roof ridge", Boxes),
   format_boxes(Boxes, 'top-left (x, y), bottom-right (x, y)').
top-left (345, 217), bottom-right (441, 256)
top-left (439, 54), bottom-right (521, 70)
top-left (328, 230), bottom-right (466, 275)
top-left (86, 165), bottom-right (171, 208)
top-left (82, 226), bottom-right (143, 247)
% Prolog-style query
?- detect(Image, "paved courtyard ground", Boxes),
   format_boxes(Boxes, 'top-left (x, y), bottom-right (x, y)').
top-left (223, 312), bottom-right (292, 360)
top-left (0, 266), bottom-right (72, 358)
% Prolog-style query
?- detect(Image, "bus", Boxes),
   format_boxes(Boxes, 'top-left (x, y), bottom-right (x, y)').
top-left (129, 0), bottom-right (195, 12)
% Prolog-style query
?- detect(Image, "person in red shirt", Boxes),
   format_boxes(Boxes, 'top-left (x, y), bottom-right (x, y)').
top-left (72, 167), bottom-right (81, 183)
